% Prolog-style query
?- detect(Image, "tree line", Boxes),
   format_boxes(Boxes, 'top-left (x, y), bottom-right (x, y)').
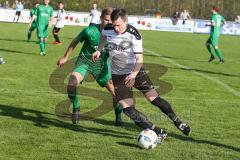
top-left (1, 0), bottom-right (240, 20)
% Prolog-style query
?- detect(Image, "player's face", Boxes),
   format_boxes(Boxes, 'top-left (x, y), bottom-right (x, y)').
top-left (93, 4), bottom-right (97, 9)
top-left (59, 3), bottom-right (64, 9)
top-left (44, 0), bottom-right (50, 5)
top-left (101, 15), bottom-right (111, 27)
top-left (113, 17), bottom-right (127, 35)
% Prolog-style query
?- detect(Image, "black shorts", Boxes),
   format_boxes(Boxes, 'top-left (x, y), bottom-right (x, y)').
top-left (15, 11), bottom-right (21, 16)
top-left (112, 68), bottom-right (154, 101)
top-left (52, 27), bottom-right (61, 34)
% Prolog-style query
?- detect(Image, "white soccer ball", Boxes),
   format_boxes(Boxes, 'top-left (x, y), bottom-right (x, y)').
top-left (138, 129), bottom-right (158, 149)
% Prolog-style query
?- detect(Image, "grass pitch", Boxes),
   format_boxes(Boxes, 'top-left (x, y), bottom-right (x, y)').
top-left (0, 22), bottom-right (239, 160)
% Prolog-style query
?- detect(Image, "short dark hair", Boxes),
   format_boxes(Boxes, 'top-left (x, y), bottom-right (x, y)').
top-left (111, 8), bottom-right (128, 22)
top-left (101, 7), bottom-right (112, 17)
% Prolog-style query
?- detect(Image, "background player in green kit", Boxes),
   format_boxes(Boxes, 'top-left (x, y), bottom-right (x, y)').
top-left (205, 6), bottom-right (226, 64)
top-left (57, 8), bottom-right (123, 126)
top-left (29, 0), bottom-right (54, 56)
top-left (27, 2), bottom-right (39, 41)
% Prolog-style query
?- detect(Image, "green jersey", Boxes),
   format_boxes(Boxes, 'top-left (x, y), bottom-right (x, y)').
top-left (30, 7), bottom-right (37, 24)
top-left (30, 7), bottom-right (37, 17)
top-left (76, 25), bottom-right (107, 59)
top-left (210, 13), bottom-right (225, 37)
top-left (35, 4), bottom-right (53, 27)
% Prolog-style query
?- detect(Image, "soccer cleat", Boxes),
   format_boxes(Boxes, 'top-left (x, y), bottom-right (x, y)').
top-left (157, 130), bottom-right (168, 144)
top-left (220, 59), bottom-right (224, 64)
top-left (52, 41), bottom-right (62, 45)
top-left (114, 119), bottom-right (124, 127)
top-left (176, 122), bottom-right (191, 136)
top-left (208, 57), bottom-right (215, 62)
top-left (39, 52), bottom-right (46, 56)
top-left (0, 58), bottom-right (5, 64)
top-left (72, 108), bottom-right (80, 124)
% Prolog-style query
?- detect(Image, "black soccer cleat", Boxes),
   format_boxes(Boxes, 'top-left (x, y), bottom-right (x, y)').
top-left (114, 119), bottom-right (124, 127)
top-left (220, 59), bottom-right (224, 64)
top-left (157, 130), bottom-right (168, 144)
top-left (208, 57), bottom-right (215, 62)
top-left (176, 122), bottom-right (191, 136)
top-left (72, 108), bottom-right (80, 124)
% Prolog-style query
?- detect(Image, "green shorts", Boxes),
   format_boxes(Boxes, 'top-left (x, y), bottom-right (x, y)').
top-left (207, 36), bottom-right (219, 46)
top-left (37, 25), bottom-right (49, 38)
top-left (73, 55), bottom-right (111, 87)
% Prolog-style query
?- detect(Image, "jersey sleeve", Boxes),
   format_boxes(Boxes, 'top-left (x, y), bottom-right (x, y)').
top-left (34, 7), bottom-right (39, 16)
top-left (132, 35), bottom-right (143, 54)
top-left (221, 16), bottom-right (225, 23)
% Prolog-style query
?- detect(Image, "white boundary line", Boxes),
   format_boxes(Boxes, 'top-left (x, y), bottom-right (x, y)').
top-left (144, 48), bottom-right (240, 97)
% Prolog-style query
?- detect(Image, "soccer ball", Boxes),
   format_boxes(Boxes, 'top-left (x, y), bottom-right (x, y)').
top-left (138, 129), bottom-right (158, 149)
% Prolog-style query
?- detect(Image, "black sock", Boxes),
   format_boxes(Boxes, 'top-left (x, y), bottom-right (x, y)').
top-left (53, 34), bottom-right (60, 42)
top-left (123, 106), bottom-right (155, 130)
top-left (28, 31), bottom-right (32, 40)
top-left (151, 97), bottom-right (180, 124)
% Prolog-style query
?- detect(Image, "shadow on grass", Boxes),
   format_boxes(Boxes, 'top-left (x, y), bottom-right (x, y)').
top-left (0, 104), bottom-right (134, 140)
top-left (168, 132), bottom-right (240, 153)
top-left (1, 104), bottom-right (239, 152)
top-left (116, 142), bottom-right (140, 149)
top-left (0, 48), bottom-right (38, 56)
top-left (0, 38), bottom-right (35, 43)
top-left (145, 54), bottom-right (206, 63)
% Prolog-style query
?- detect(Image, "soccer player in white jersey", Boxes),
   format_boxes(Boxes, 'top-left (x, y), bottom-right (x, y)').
top-left (89, 3), bottom-right (101, 26)
top-left (93, 9), bottom-right (191, 144)
top-left (52, 2), bottom-right (67, 45)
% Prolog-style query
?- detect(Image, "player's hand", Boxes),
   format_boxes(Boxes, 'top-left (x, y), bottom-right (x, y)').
top-left (92, 50), bottom-right (101, 62)
top-left (57, 57), bottom-right (68, 67)
top-left (124, 73), bottom-right (137, 88)
top-left (28, 23), bottom-right (32, 28)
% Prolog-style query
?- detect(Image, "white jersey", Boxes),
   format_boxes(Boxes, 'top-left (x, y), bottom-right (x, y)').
top-left (102, 24), bottom-right (143, 75)
top-left (55, 9), bottom-right (67, 28)
top-left (181, 12), bottom-right (190, 20)
top-left (90, 9), bottom-right (101, 24)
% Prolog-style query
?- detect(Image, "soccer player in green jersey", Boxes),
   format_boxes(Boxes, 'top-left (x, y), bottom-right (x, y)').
top-left (206, 6), bottom-right (226, 64)
top-left (27, 2), bottom-right (39, 41)
top-left (29, 0), bottom-right (54, 56)
top-left (57, 8), bottom-right (123, 126)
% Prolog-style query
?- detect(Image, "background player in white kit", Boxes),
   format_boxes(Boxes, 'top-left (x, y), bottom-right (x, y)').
top-left (89, 3), bottom-right (101, 26)
top-left (52, 2), bottom-right (67, 45)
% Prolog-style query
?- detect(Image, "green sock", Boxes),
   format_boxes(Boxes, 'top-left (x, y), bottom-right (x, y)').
top-left (113, 99), bottom-right (122, 121)
top-left (206, 45), bottom-right (214, 58)
top-left (215, 48), bottom-right (223, 61)
top-left (39, 41), bottom-right (45, 52)
top-left (68, 94), bottom-right (79, 109)
top-left (43, 41), bottom-right (46, 52)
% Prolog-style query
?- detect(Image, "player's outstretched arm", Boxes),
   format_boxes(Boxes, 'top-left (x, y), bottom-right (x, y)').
top-left (57, 37), bottom-right (80, 67)
top-left (92, 35), bottom-right (107, 62)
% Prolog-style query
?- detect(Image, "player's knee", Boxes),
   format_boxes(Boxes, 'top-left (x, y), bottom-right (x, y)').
top-left (144, 89), bottom-right (158, 102)
top-left (68, 75), bottom-right (79, 86)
